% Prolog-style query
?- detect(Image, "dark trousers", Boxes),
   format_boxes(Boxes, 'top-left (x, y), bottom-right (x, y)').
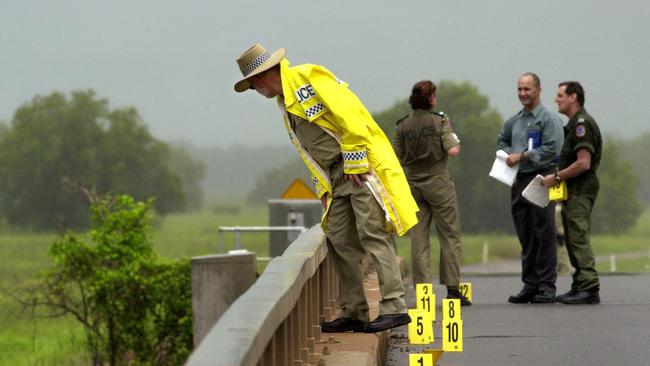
top-left (511, 172), bottom-right (558, 294)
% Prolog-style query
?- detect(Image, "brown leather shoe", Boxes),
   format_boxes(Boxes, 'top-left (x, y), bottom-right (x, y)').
top-left (320, 317), bottom-right (367, 332)
top-left (363, 313), bottom-right (411, 333)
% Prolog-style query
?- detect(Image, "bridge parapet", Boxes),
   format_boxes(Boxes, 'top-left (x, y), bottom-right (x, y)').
top-left (186, 225), bottom-right (338, 366)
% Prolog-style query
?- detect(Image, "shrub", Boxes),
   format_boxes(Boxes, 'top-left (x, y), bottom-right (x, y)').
top-left (19, 193), bottom-right (192, 365)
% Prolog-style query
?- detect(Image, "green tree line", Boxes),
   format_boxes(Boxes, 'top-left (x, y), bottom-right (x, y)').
top-left (0, 90), bottom-right (205, 230)
top-left (246, 80), bottom-right (643, 234)
top-left (1, 85), bottom-right (643, 234)
top-left (617, 133), bottom-right (650, 206)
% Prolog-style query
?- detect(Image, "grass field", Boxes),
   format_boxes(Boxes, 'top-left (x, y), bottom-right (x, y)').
top-left (1, 206), bottom-right (648, 365)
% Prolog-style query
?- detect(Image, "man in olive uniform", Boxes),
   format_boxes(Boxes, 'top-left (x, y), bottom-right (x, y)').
top-left (542, 81), bottom-right (601, 304)
top-left (394, 80), bottom-right (471, 306)
top-left (234, 44), bottom-right (419, 332)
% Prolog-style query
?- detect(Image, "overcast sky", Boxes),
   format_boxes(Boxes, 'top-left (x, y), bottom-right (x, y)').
top-left (2, 1), bottom-right (649, 148)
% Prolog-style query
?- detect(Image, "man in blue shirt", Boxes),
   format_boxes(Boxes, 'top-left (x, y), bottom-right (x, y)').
top-left (497, 72), bottom-right (564, 304)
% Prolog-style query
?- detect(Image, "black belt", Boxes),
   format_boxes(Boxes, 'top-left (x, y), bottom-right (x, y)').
top-left (517, 168), bottom-right (555, 178)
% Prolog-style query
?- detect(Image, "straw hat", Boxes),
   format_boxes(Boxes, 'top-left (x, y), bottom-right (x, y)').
top-left (234, 44), bottom-right (286, 92)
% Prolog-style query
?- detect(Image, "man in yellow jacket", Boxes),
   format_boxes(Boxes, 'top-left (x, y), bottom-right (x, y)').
top-left (234, 44), bottom-right (418, 333)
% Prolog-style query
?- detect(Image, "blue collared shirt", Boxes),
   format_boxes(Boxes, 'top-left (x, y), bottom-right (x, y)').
top-left (496, 103), bottom-right (564, 173)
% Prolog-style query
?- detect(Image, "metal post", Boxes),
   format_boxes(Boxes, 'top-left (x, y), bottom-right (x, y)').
top-left (218, 226), bottom-right (307, 254)
top-left (320, 257), bottom-right (332, 322)
top-left (278, 320), bottom-right (288, 366)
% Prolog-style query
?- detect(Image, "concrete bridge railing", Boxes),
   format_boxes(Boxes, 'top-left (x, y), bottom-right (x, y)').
top-left (186, 225), bottom-right (339, 366)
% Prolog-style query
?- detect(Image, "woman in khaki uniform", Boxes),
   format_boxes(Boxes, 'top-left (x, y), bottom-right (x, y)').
top-left (394, 80), bottom-right (471, 305)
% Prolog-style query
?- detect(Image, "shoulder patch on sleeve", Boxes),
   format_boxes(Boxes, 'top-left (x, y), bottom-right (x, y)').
top-left (576, 124), bottom-right (586, 137)
top-left (299, 67), bottom-right (334, 121)
top-left (295, 84), bottom-right (316, 104)
top-left (304, 102), bottom-right (327, 119)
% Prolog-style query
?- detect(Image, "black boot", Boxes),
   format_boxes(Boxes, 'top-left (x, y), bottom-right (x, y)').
top-left (320, 317), bottom-right (367, 332)
top-left (447, 288), bottom-right (472, 306)
top-left (507, 289), bottom-right (536, 304)
top-left (558, 290), bottom-right (600, 305)
top-left (555, 289), bottom-right (577, 302)
top-left (363, 313), bottom-right (411, 333)
top-left (532, 285), bottom-right (556, 303)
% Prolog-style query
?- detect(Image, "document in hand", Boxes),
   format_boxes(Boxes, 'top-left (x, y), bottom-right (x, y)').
top-left (522, 175), bottom-right (550, 208)
top-left (488, 150), bottom-right (518, 186)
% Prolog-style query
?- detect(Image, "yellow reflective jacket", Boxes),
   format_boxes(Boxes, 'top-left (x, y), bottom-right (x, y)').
top-left (276, 58), bottom-right (418, 235)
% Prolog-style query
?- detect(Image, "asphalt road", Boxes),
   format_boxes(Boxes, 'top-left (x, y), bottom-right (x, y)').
top-left (386, 274), bottom-right (650, 366)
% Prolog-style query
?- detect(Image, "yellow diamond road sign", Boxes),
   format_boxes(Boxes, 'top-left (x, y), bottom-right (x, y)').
top-left (280, 178), bottom-right (318, 199)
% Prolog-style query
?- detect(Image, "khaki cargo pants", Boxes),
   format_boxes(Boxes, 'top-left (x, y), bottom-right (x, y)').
top-left (325, 177), bottom-right (407, 321)
top-left (409, 174), bottom-right (462, 287)
top-left (563, 175), bottom-right (600, 292)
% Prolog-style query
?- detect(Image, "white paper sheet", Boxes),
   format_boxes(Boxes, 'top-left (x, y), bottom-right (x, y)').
top-left (488, 150), bottom-right (518, 186)
top-left (522, 175), bottom-right (550, 208)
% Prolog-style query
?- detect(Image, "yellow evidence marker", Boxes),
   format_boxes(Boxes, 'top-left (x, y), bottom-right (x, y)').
top-left (442, 319), bottom-right (463, 352)
top-left (423, 349), bottom-right (445, 364)
top-left (415, 283), bottom-right (436, 321)
top-left (459, 282), bottom-right (473, 303)
top-left (442, 298), bottom-right (461, 321)
top-left (441, 298), bottom-right (463, 352)
top-left (408, 309), bottom-right (433, 345)
top-left (409, 353), bottom-right (433, 366)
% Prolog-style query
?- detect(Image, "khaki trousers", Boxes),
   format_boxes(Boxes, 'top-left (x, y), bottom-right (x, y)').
top-left (325, 177), bottom-right (407, 321)
top-left (409, 174), bottom-right (462, 287)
